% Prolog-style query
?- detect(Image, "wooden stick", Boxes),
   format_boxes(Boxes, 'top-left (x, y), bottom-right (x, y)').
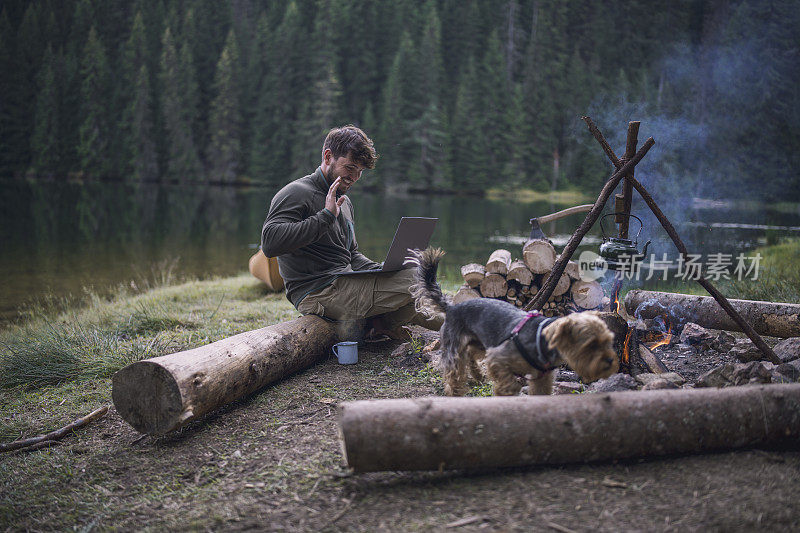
top-left (619, 121), bottom-right (640, 239)
top-left (537, 204), bottom-right (594, 224)
top-left (581, 116), bottom-right (619, 165)
top-left (581, 117), bottom-right (779, 364)
top-left (524, 137), bottom-right (655, 311)
top-left (0, 405), bottom-right (109, 453)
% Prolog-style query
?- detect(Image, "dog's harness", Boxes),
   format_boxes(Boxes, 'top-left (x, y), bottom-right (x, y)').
top-left (504, 311), bottom-right (557, 373)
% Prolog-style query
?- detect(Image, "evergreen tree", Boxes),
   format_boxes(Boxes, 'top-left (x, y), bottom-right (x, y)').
top-left (30, 45), bottom-right (61, 176)
top-left (473, 31), bottom-right (514, 186)
top-left (295, 0), bottom-right (344, 174)
top-left (116, 11), bottom-right (150, 178)
top-left (0, 8), bottom-right (24, 175)
top-left (449, 57), bottom-right (484, 190)
top-left (127, 64), bottom-right (159, 182)
top-left (207, 29), bottom-right (242, 183)
top-left (249, 2), bottom-right (310, 181)
top-left (330, 0), bottom-right (381, 124)
top-left (412, 2), bottom-right (447, 189)
top-left (379, 31), bottom-right (421, 185)
top-left (11, 3), bottom-right (45, 173)
top-left (78, 27), bottom-right (112, 177)
top-left (159, 26), bottom-right (202, 182)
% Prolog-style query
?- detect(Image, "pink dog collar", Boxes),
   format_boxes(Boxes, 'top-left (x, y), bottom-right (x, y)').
top-left (511, 311), bottom-right (541, 335)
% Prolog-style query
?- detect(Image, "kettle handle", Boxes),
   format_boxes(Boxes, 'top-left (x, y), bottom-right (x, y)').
top-left (599, 213), bottom-right (644, 242)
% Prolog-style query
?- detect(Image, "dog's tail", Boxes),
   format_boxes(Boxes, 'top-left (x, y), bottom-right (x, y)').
top-left (406, 247), bottom-right (449, 321)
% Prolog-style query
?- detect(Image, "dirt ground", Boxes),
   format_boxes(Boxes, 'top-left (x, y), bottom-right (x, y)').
top-left (2, 327), bottom-right (800, 532)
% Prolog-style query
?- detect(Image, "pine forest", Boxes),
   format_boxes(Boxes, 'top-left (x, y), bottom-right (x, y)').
top-left (1, 0), bottom-right (799, 200)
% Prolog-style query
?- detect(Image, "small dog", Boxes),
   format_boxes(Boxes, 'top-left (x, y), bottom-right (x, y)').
top-left (408, 248), bottom-right (619, 396)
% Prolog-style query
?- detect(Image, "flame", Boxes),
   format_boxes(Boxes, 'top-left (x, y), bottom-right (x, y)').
top-left (611, 278), bottom-right (622, 314)
top-left (648, 324), bottom-right (673, 350)
top-left (622, 330), bottom-right (633, 364)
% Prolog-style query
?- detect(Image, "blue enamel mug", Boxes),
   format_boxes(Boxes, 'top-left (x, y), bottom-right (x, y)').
top-left (332, 341), bottom-right (358, 364)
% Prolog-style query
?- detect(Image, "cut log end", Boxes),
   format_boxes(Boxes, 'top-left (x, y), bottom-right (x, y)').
top-left (523, 239), bottom-right (557, 274)
top-left (112, 361), bottom-right (185, 435)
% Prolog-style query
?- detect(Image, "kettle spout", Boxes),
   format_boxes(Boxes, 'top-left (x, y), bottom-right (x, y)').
top-left (641, 240), bottom-right (651, 258)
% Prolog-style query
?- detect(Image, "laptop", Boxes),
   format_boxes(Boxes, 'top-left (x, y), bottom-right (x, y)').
top-left (338, 217), bottom-right (438, 276)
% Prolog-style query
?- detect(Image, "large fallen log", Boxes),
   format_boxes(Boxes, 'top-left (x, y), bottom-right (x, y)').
top-left (625, 290), bottom-right (800, 338)
top-left (113, 315), bottom-right (337, 435)
top-left (339, 384), bottom-right (800, 472)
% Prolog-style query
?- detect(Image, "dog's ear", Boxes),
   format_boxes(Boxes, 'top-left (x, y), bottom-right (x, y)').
top-left (544, 318), bottom-right (575, 350)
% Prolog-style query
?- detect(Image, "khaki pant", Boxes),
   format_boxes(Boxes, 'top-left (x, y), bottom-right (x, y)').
top-left (296, 269), bottom-right (441, 330)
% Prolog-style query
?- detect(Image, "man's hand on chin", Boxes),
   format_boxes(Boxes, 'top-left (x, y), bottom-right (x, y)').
top-left (325, 177), bottom-right (346, 217)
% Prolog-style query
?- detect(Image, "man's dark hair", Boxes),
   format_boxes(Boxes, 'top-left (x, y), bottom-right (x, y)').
top-left (322, 125), bottom-right (378, 169)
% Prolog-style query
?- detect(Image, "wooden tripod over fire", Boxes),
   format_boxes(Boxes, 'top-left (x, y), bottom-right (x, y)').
top-left (523, 117), bottom-right (779, 364)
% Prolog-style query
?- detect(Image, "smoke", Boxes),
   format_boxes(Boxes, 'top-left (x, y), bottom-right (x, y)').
top-left (576, 4), bottom-right (800, 259)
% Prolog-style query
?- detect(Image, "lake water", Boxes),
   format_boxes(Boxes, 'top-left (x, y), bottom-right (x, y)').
top-left (2, 179), bottom-right (799, 324)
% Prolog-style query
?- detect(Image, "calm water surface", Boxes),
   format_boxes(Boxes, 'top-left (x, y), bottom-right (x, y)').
top-left (2, 180), bottom-right (799, 324)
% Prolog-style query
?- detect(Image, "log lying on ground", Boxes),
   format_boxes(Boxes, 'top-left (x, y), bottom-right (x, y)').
top-left (625, 290), bottom-right (800, 338)
top-left (523, 239), bottom-right (556, 274)
top-left (113, 315), bottom-right (337, 435)
top-left (460, 263), bottom-right (485, 288)
top-left (339, 384), bottom-right (800, 472)
top-left (485, 249), bottom-right (512, 275)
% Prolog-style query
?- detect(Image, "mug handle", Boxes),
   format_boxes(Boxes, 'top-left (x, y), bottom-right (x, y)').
top-left (332, 344), bottom-right (339, 357)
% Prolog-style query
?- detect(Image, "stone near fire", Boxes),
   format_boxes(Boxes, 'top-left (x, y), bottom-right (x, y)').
top-left (633, 372), bottom-right (684, 387)
top-left (696, 363), bottom-right (736, 388)
top-left (553, 381), bottom-right (584, 395)
top-left (730, 361), bottom-right (773, 386)
top-left (775, 359), bottom-right (800, 382)
top-left (660, 372), bottom-right (686, 386)
top-left (697, 362), bottom-right (774, 388)
top-left (633, 373), bottom-right (662, 386)
top-left (677, 345), bottom-right (697, 356)
top-left (679, 322), bottom-right (715, 348)
top-left (713, 331), bottom-right (736, 352)
top-left (586, 373), bottom-right (638, 393)
top-left (731, 339), bottom-right (764, 363)
top-left (774, 337), bottom-right (800, 363)
top-left (642, 378), bottom-right (679, 390)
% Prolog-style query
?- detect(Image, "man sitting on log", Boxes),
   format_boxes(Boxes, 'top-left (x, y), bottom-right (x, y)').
top-left (261, 125), bottom-right (442, 341)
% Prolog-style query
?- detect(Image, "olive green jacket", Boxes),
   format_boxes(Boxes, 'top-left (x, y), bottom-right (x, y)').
top-left (261, 167), bottom-right (380, 307)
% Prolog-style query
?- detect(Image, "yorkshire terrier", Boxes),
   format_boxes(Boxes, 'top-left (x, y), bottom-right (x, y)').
top-left (408, 248), bottom-right (619, 396)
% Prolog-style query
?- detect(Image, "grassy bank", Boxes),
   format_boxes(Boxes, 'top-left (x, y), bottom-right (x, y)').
top-left (719, 237), bottom-right (800, 303)
top-left (1, 246), bottom-right (799, 530)
top-left (485, 187), bottom-right (593, 205)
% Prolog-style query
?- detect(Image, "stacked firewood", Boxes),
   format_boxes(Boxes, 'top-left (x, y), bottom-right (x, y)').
top-left (456, 240), bottom-right (604, 317)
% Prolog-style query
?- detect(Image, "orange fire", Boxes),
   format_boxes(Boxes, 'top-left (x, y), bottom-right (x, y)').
top-left (648, 324), bottom-right (673, 350)
top-left (622, 330), bottom-right (633, 364)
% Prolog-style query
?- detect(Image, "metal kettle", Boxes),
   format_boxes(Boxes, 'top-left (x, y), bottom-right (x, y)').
top-left (599, 213), bottom-right (651, 271)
